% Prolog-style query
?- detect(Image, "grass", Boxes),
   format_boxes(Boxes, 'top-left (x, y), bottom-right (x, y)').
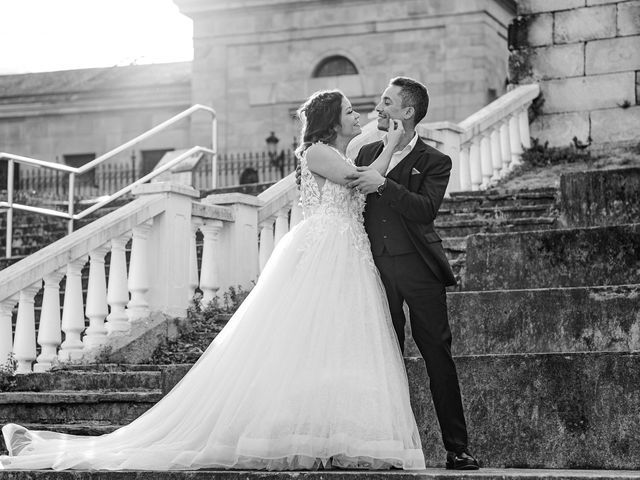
top-left (493, 141), bottom-right (640, 191)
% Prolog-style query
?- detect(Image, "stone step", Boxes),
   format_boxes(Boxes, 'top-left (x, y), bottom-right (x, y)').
top-left (435, 217), bottom-right (557, 237)
top-left (2, 353), bottom-right (639, 468)
top-left (560, 167), bottom-right (640, 227)
top-left (11, 370), bottom-right (163, 392)
top-left (0, 390), bottom-right (163, 424)
top-left (2, 469), bottom-right (640, 479)
top-left (437, 204), bottom-right (553, 223)
top-left (464, 223), bottom-right (640, 290)
top-left (446, 284), bottom-right (640, 355)
top-left (0, 255), bottom-right (24, 270)
top-left (418, 352), bottom-right (640, 468)
top-left (0, 201), bottom-right (128, 260)
top-left (442, 237), bottom-right (467, 253)
top-left (444, 188), bottom-right (557, 211)
top-left (2, 470), bottom-right (640, 480)
top-left (0, 222), bottom-right (67, 232)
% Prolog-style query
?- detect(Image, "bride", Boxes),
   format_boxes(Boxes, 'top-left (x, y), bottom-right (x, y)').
top-left (0, 90), bottom-right (425, 471)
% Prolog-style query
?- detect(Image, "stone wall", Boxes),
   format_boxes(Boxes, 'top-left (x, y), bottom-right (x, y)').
top-left (509, 0), bottom-right (640, 147)
top-left (0, 63), bottom-right (192, 173)
top-left (176, 0), bottom-right (516, 152)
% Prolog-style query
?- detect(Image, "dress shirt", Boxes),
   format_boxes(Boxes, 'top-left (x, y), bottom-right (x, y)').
top-left (384, 132), bottom-right (418, 176)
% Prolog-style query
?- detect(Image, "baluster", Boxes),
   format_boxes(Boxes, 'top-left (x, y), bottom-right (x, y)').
top-left (509, 113), bottom-right (523, 167)
top-left (479, 134), bottom-right (493, 189)
top-left (106, 234), bottom-right (130, 333)
top-left (34, 270), bottom-right (65, 372)
top-left (500, 120), bottom-right (512, 174)
top-left (518, 108), bottom-right (532, 150)
top-left (0, 296), bottom-right (18, 366)
top-left (13, 281), bottom-right (42, 374)
top-left (459, 146), bottom-right (471, 191)
top-left (469, 139), bottom-right (482, 191)
top-left (127, 221), bottom-right (152, 321)
top-left (490, 127), bottom-right (503, 182)
top-left (59, 257), bottom-right (88, 361)
top-left (84, 244), bottom-right (110, 348)
top-left (189, 219), bottom-right (202, 301)
top-left (290, 198), bottom-right (303, 228)
top-left (274, 208), bottom-right (290, 246)
top-left (258, 217), bottom-right (275, 273)
top-left (200, 220), bottom-right (223, 305)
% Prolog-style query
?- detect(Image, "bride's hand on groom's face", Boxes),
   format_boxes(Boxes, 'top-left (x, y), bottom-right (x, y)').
top-left (346, 167), bottom-right (385, 195)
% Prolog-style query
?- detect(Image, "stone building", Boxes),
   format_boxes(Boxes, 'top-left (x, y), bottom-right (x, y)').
top-left (176, 0), bottom-right (516, 151)
top-left (0, 62), bottom-right (192, 186)
top-left (0, 0), bottom-right (516, 181)
top-left (508, 0), bottom-right (640, 147)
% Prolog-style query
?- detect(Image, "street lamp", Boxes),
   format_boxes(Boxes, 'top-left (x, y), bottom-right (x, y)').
top-left (265, 131), bottom-right (286, 179)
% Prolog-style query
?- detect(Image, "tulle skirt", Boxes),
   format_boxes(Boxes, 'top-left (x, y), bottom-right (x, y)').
top-left (1, 213), bottom-right (425, 471)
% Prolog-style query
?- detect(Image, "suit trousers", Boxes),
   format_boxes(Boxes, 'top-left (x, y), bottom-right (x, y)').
top-left (373, 251), bottom-right (469, 453)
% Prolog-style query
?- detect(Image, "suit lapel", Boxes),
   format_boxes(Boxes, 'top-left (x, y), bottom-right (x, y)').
top-left (361, 137), bottom-right (428, 187)
top-left (392, 137), bottom-right (428, 186)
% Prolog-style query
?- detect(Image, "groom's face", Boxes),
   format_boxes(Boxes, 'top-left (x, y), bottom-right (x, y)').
top-left (375, 85), bottom-right (406, 132)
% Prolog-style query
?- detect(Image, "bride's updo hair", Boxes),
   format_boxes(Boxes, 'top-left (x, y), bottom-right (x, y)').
top-left (295, 90), bottom-right (344, 158)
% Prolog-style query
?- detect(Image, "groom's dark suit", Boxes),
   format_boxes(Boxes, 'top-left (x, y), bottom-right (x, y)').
top-left (354, 136), bottom-right (468, 454)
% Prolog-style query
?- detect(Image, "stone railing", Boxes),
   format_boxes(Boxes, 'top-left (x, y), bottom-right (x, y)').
top-left (254, 173), bottom-right (302, 273)
top-left (418, 84), bottom-right (540, 192)
top-left (1, 183), bottom-right (235, 374)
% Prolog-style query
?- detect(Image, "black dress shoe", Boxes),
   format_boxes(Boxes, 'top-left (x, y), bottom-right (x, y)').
top-left (445, 450), bottom-right (480, 470)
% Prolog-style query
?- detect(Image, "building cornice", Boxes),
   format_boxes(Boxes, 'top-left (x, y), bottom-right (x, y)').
top-left (175, 0), bottom-right (352, 16)
top-left (0, 98), bottom-right (191, 119)
top-left (176, 0), bottom-right (517, 17)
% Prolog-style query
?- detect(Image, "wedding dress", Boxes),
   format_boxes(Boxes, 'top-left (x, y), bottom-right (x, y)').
top-left (0, 147), bottom-right (425, 471)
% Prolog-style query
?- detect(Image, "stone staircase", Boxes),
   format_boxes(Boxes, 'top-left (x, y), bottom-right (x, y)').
top-left (1, 169), bottom-right (639, 478)
top-left (0, 196), bottom-right (132, 270)
top-left (437, 187), bottom-right (559, 286)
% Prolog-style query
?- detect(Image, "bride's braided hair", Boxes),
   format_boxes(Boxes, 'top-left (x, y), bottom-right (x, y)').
top-left (295, 90), bottom-right (344, 159)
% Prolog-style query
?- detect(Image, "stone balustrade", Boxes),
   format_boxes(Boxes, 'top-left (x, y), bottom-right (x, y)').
top-left (418, 84), bottom-right (539, 193)
top-left (1, 183), bottom-right (237, 374)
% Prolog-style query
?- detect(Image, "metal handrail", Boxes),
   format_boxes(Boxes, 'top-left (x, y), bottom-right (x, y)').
top-left (0, 104), bottom-right (217, 258)
top-left (75, 146), bottom-right (215, 220)
top-left (77, 104), bottom-right (216, 174)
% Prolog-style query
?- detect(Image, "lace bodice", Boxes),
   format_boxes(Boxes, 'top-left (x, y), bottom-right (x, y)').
top-left (299, 145), bottom-right (365, 223)
top-left (297, 145), bottom-right (374, 269)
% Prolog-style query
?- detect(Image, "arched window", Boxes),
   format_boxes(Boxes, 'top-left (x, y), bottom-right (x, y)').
top-left (312, 55), bottom-right (358, 77)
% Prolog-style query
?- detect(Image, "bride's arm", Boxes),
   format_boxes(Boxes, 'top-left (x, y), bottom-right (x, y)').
top-left (305, 144), bottom-right (359, 185)
top-left (306, 123), bottom-right (403, 184)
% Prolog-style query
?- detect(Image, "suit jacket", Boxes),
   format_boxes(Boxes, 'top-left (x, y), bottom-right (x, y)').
top-left (354, 137), bottom-right (457, 287)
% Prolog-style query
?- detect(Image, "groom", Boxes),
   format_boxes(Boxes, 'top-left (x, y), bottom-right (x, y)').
top-left (345, 77), bottom-right (479, 470)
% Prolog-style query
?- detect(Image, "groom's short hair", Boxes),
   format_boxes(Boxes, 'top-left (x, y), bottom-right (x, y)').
top-left (389, 77), bottom-right (429, 125)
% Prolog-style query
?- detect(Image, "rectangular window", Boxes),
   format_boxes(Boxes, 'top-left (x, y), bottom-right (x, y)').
top-left (0, 162), bottom-right (20, 191)
top-left (64, 153), bottom-right (96, 189)
top-left (141, 149), bottom-right (174, 176)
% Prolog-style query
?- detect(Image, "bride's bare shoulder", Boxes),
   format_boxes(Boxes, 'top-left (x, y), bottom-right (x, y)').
top-left (304, 143), bottom-right (354, 186)
top-left (306, 142), bottom-right (336, 157)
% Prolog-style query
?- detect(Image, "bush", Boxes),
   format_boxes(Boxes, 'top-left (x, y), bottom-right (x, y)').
top-left (150, 284), bottom-right (254, 364)
top-left (521, 137), bottom-right (595, 168)
top-left (0, 354), bottom-right (17, 392)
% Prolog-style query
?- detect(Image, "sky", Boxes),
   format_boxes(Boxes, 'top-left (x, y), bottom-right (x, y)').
top-left (0, 0), bottom-right (193, 74)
